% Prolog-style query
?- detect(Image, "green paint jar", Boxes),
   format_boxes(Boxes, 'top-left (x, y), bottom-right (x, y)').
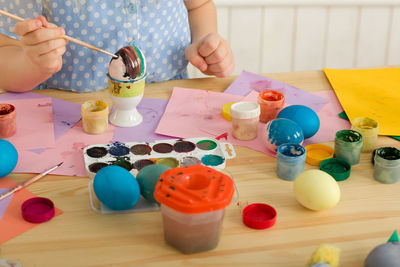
top-left (373, 147), bottom-right (400, 184)
top-left (334, 130), bottom-right (363, 165)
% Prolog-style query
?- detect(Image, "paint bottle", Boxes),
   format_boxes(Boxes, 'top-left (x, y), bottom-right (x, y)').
top-left (257, 90), bottom-right (285, 123)
top-left (373, 147), bottom-right (400, 184)
top-left (0, 104), bottom-right (16, 138)
top-left (276, 143), bottom-right (306, 181)
top-left (334, 130), bottom-right (363, 165)
top-left (351, 117), bottom-right (379, 152)
top-left (153, 165), bottom-right (234, 254)
top-left (230, 102), bottom-right (260, 141)
top-left (81, 100), bottom-right (109, 134)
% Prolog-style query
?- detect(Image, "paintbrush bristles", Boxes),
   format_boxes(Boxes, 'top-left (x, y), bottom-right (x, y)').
top-left (0, 9), bottom-right (117, 59)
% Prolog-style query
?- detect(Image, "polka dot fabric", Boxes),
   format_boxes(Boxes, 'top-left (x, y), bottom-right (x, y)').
top-left (0, 0), bottom-right (191, 92)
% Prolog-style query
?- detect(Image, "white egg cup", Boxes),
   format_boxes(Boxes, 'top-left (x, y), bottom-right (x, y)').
top-left (107, 74), bottom-right (146, 127)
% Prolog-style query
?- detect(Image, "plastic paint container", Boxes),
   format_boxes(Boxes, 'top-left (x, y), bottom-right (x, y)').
top-left (334, 130), bottom-right (363, 165)
top-left (351, 117), bottom-right (379, 152)
top-left (373, 147), bottom-right (400, 184)
top-left (230, 102), bottom-right (260, 141)
top-left (154, 165), bottom-right (234, 254)
top-left (258, 90), bottom-right (285, 123)
top-left (81, 100), bottom-right (109, 134)
top-left (276, 143), bottom-right (306, 181)
top-left (0, 104), bottom-right (16, 138)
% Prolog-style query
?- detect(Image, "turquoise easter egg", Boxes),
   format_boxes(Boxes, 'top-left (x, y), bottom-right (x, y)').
top-left (93, 165), bottom-right (140, 210)
top-left (136, 164), bottom-right (171, 203)
top-left (277, 105), bottom-right (320, 139)
top-left (263, 118), bottom-right (304, 153)
top-left (0, 139), bottom-right (18, 178)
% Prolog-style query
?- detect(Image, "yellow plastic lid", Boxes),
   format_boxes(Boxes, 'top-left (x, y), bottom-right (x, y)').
top-left (221, 102), bottom-right (235, 121)
top-left (305, 144), bottom-right (334, 166)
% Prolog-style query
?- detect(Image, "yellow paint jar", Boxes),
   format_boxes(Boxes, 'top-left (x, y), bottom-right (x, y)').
top-left (351, 117), bottom-right (379, 152)
top-left (81, 100), bottom-right (109, 134)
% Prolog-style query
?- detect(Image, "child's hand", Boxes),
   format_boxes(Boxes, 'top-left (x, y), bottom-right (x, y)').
top-left (185, 33), bottom-right (234, 77)
top-left (14, 16), bottom-right (67, 75)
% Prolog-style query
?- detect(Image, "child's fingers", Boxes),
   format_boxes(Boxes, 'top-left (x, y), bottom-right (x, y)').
top-left (207, 52), bottom-right (233, 73)
top-left (198, 33), bottom-right (221, 58)
top-left (204, 39), bottom-right (229, 65)
top-left (185, 44), bottom-right (207, 72)
top-left (36, 15), bottom-right (49, 28)
top-left (211, 59), bottom-right (235, 78)
top-left (26, 38), bottom-right (68, 57)
top-left (22, 27), bottom-right (65, 45)
top-left (14, 19), bottom-right (42, 36)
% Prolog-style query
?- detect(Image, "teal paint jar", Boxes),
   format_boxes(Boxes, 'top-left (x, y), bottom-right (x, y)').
top-left (334, 130), bottom-right (363, 165)
top-left (373, 147), bottom-right (400, 184)
top-left (276, 143), bottom-right (306, 181)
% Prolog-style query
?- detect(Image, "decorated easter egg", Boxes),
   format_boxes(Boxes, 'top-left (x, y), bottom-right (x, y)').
top-left (293, 170), bottom-right (340, 211)
top-left (277, 105), bottom-right (320, 139)
top-left (93, 165), bottom-right (141, 210)
top-left (136, 164), bottom-right (171, 203)
top-left (263, 118), bottom-right (304, 153)
top-left (0, 139), bottom-right (18, 178)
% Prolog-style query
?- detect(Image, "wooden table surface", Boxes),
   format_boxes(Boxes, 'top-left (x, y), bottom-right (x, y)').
top-left (2, 70), bottom-right (399, 267)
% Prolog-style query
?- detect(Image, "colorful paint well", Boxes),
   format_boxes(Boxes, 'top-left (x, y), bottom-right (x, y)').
top-left (83, 137), bottom-right (235, 179)
top-left (81, 100), bottom-right (109, 135)
top-left (258, 90), bottom-right (285, 123)
top-left (351, 117), bottom-right (379, 152)
top-left (334, 130), bottom-right (363, 165)
top-left (0, 103), bottom-right (16, 138)
top-left (276, 143), bottom-right (306, 181)
top-left (373, 147), bottom-right (400, 184)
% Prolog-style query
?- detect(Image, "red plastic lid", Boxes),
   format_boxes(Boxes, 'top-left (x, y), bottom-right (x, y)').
top-left (242, 203), bottom-right (277, 229)
top-left (21, 197), bottom-right (55, 223)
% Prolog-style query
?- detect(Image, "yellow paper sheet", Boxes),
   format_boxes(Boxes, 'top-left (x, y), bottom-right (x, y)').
top-left (324, 68), bottom-right (400, 136)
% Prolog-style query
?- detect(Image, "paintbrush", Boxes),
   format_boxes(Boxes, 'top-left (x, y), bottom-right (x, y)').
top-left (0, 162), bottom-right (63, 201)
top-left (0, 9), bottom-right (118, 59)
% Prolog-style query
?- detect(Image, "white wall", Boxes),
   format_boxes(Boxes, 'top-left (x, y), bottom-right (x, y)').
top-left (188, 0), bottom-right (400, 78)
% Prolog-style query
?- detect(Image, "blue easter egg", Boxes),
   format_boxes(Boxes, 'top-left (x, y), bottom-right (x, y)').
top-left (263, 118), bottom-right (304, 153)
top-left (93, 165), bottom-right (141, 210)
top-left (136, 164), bottom-right (171, 203)
top-left (277, 105), bottom-right (320, 139)
top-left (0, 139), bottom-right (18, 178)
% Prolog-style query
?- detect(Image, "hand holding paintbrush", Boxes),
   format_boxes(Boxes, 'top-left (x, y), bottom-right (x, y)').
top-left (0, 9), bottom-right (117, 59)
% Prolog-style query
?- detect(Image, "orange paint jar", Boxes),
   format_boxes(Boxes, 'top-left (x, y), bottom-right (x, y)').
top-left (258, 90), bottom-right (285, 123)
top-left (0, 104), bottom-right (16, 138)
top-left (81, 100), bottom-right (109, 135)
top-left (154, 165), bottom-right (235, 254)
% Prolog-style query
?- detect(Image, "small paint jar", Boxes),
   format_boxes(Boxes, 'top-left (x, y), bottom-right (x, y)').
top-left (276, 143), bottom-right (306, 181)
top-left (0, 104), bottom-right (16, 138)
top-left (373, 147), bottom-right (400, 184)
top-left (257, 90), bottom-right (285, 123)
top-left (81, 100), bottom-right (109, 134)
top-left (230, 102), bottom-right (260, 141)
top-left (351, 117), bottom-right (379, 152)
top-left (334, 130), bottom-right (363, 165)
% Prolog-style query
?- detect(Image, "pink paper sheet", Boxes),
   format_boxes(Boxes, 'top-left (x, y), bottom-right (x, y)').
top-left (3, 98), bottom-right (56, 150)
top-left (14, 122), bottom-right (115, 177)
top-left (156, 88), bottom-right (352, 157)
top-left (155, 87), bottom-right (276, 156)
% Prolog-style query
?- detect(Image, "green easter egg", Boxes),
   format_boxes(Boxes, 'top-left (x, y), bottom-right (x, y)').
top-left (136, 164), bottom-right (171, 203)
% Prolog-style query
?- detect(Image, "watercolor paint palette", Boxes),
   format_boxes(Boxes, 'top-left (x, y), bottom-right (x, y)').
top-left (83, 137), bottom-right (236, 179)
top-left (83, 137), bottom-right (236, 214)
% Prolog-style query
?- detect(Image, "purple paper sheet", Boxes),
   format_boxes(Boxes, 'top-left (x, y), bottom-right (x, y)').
top-left (0, 189), bottom-right (13, 221)
top-left (225, 71), bottom-right (328, 112)
top-left (0, 92), bottom-right (81, 153)
top-left (112, 97), bottom-right (176, 143)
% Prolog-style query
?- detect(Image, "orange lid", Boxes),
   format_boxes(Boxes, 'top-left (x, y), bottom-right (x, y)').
top-left (153, 165), bottom-right (234, 214)
top-left (305, 144), bottom-right (334, 166)
top-left (258, 90), bottom-right (285, 102)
